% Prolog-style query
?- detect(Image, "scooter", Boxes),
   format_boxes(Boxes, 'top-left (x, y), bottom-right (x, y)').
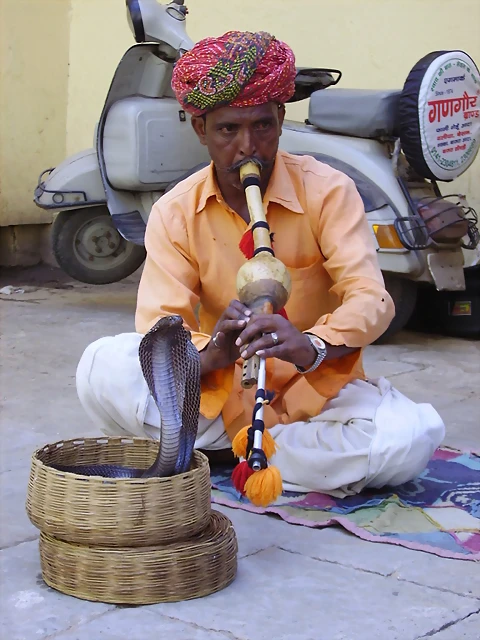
top-left (34, 0), bottom-right (480, 342)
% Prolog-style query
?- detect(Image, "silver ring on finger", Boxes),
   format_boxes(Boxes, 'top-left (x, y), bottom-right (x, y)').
top-left (271, 331), bottom-right (279, 346)
top-left (212, 332), bottom-right (221, 349)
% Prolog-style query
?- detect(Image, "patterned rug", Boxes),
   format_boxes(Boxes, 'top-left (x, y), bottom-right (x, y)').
top-left (210, 447), bottom-right (480, 561)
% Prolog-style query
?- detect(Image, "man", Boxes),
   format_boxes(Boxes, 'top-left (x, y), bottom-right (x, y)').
top-left (76, 31), bottom-right (445, 497)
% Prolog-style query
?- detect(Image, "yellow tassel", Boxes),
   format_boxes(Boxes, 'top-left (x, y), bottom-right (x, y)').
top-left (262, 429), bottom-right (277, 459)
top-left (232, 426), bottom-right (250, 459)
top-left (232, 426), bottom-right (277, 460)
top-left (244, 465), bottom-right (282, 507)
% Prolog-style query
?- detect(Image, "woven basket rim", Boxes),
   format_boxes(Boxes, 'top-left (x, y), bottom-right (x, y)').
top-left (27, 436), bottom-right (213, 547)
top-left (31, 436), bottom-right (210, 484)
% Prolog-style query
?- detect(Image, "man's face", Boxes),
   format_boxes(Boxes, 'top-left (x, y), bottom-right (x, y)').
top-left (191, 102), bottom-right (285, 189)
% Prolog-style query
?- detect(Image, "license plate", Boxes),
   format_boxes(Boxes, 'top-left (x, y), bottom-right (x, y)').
top-left (427, 251), bottom-right (466, 291)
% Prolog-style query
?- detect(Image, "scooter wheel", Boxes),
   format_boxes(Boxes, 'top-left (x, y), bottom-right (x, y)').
top-left (374, 274), bottom-right (418, 344)
top-left (52, 207), bottom-right (146, 285)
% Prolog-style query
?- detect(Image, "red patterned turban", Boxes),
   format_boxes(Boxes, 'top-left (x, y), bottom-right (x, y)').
top-left (171, 31), bottom-right (296, 116)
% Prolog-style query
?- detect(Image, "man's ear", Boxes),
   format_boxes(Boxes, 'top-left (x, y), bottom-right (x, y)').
top-left (191, 115), bottom-right (208, 146)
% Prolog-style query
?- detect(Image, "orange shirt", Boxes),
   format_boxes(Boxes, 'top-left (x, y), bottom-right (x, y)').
top-left (135, 151), bottom-right (395, 441)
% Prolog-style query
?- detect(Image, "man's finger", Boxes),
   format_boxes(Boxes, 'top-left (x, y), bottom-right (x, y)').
top-left (217, 319), bottom-right (247, 334)
top-left (255, 346), bottom-right (285, 359)
top-left (235, 316), bottom-right (278, 347)
top-left (226, 300), bottom-right (252, 319)
top-left (240, 333), bottom-right (282, 359)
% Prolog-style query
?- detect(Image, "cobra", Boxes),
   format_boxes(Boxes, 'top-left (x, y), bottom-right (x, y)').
top-left (52, 315), bottom-right (201, 478)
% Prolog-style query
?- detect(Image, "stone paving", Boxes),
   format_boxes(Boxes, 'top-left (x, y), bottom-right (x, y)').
top-left (1, 268), bottom-right (479, 640)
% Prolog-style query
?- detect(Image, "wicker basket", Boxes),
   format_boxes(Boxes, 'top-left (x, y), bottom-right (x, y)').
top-left (39, 510), bottom-right (237, 604)
top-left (26, 437), bottom-right (212, 547)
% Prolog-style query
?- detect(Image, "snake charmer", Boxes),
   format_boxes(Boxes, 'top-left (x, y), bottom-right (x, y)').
top-left (76, 31), bottom-right (445, 497)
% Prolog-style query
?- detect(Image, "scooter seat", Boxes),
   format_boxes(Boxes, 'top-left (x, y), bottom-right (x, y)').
top-left (308, 89), bottom-right (401, 139)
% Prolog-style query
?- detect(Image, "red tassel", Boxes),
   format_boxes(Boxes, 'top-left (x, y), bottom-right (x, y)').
top-left (239, 229), bottom-right (255, 259)
top-left (239, 229), bottom-right (277, 260)
top-left (231, 460), bottom-right (254, 495)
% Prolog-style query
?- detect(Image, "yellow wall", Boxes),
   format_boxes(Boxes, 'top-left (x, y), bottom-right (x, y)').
top-left (66, 0), bottom-right (132, 153)
top-left (2, 0), bottom-right (480, 228)
top-left (0, 0), bottom-right (71, 226)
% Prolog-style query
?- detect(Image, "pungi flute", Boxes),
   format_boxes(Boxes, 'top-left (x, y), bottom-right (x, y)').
top-left (236, 161), bottom-right (292, 469)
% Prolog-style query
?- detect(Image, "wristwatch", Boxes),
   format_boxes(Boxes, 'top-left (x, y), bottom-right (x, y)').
top-left (295, 334), bottom-right (327, 374)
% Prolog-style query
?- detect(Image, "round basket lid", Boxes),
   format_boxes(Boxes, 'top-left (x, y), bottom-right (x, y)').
top-left (398, 50), bottom-right (480, 181)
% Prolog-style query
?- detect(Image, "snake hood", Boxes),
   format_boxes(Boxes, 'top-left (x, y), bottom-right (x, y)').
top-left (52, 315), bottom-right (201, 478)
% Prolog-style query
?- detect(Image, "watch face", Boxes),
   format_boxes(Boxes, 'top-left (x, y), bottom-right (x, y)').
top-left (310, 336), bottom-right (326, 352)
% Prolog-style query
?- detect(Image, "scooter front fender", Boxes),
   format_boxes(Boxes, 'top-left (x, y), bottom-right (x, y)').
top-left (34, 149), bottom-right (106, 211)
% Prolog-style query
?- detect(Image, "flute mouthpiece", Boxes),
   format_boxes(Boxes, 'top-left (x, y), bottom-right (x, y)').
top-left (239, 160), bottom-right (261, 185)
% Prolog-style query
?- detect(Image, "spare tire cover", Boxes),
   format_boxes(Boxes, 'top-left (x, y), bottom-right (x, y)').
top-left (398, 50), bottom-right (480, 181)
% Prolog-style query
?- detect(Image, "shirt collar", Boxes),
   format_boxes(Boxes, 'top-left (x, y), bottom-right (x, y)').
top-left (196, 161), bottom-right (219, 214)
top-left (264, 151), bottom-right (304, 214)
top-left (196, 152), bottom-right (304, 215)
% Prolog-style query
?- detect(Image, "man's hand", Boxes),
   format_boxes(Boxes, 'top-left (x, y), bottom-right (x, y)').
top-left (200, 300), bottom-right (252, 376)
top-left (235, 313), bottom-right (317, 369)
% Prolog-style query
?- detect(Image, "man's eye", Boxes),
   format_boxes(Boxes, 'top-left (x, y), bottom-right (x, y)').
top-left (219, 124), bottom-right (237, 133)
top-left (255, 121), bottom-right (272, 130)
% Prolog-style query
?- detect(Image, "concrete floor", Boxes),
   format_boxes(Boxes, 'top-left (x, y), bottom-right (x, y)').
top-left (1, 266), bottom-right (479, 640)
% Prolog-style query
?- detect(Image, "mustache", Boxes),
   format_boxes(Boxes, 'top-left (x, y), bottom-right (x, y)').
top-left (226, 157), bottom-right (273, 173)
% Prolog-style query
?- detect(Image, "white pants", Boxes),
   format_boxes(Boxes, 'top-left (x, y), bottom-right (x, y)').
top-left (76, 333), bottom-right (445, 498)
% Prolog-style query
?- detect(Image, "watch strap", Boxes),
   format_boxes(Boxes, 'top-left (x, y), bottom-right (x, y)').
top-left (295, 334), bottom-right (327, 374)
